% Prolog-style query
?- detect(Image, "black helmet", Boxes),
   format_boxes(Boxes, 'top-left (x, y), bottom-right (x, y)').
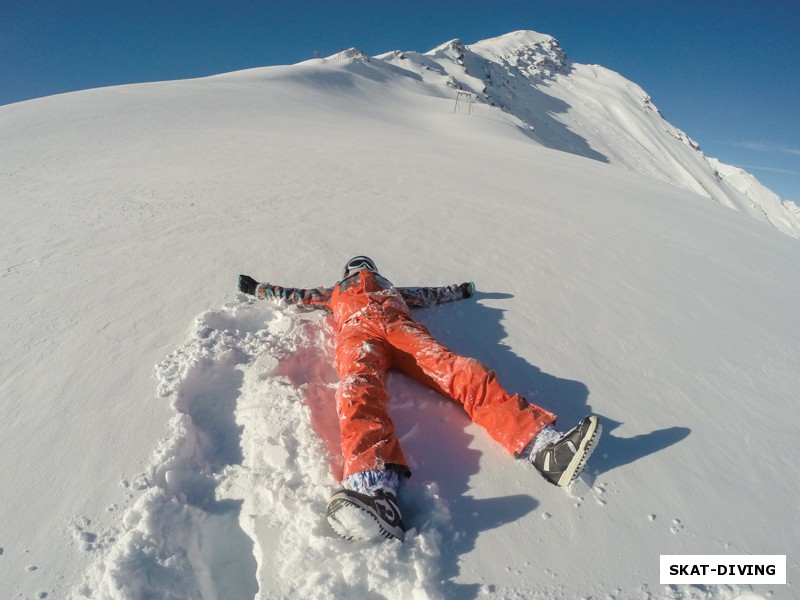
top-left (343, 255), bottom-right (378, 278)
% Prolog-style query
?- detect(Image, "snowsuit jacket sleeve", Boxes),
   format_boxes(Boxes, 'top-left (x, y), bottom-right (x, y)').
top-left (257, 283), bottom-right (334, 312)
top-left (398, 283), bottom-right (470, 308)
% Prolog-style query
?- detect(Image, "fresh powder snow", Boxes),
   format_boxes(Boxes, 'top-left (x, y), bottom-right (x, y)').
top-left (1, 30), bottom-right (798, 599)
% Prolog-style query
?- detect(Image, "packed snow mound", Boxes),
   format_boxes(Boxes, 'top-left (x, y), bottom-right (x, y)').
top-left (77, 301), bottom-right (449, 599)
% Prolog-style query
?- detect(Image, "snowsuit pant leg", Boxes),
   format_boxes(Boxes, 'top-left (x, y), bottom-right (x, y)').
top-left (335, 318), bottom-right (409, 480)
top-left (386, 318), bottom-right (557, 455)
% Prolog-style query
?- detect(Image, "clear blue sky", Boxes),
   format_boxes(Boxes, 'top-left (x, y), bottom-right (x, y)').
top-left (3, 0), bottom-right (798, 202)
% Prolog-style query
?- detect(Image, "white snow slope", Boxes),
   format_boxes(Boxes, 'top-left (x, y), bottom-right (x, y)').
top-left (1, 30), bottom-right (798, 600)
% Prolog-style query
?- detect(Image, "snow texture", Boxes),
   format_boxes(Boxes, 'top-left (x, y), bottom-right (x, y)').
top-left (1, 30), bottom-right (798, 599)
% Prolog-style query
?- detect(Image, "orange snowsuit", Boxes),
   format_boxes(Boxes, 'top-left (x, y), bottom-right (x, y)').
top-left (257, 270), bottom-right (556, 479)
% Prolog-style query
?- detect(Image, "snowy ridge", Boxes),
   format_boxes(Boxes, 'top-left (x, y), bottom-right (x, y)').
top-left (373, 30), bottom-right (800, 239)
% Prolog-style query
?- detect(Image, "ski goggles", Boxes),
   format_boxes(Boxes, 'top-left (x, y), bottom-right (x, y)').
top-left (343, 256), bottom-right (378, 277)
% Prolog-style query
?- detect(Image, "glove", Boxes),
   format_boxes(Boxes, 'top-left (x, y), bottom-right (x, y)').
top-left (460, 281), bottom-right (476, 298)
top-left (238, 274), bottom-right (259, 295)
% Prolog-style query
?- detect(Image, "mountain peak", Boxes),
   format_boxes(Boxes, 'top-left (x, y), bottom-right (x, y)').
top-left (425, 38), bottom-right (468, 62)
top-left (377, 30), bottom-right (799, 237)
top-left (470, 29), bottom-right (558, 51)
top-left (467, 30), bottom-right (569, 78)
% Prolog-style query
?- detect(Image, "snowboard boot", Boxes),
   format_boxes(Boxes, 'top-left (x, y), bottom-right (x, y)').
top-left (531, 415), bottom-right (601, 487)
top-left (326, 489), bottom-right (406, 542)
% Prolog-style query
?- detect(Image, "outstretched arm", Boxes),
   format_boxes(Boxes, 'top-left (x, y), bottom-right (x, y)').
top-left (238, 274), bottom-right (333, 312)
top-left (399, 282), bottom-right (475, 308)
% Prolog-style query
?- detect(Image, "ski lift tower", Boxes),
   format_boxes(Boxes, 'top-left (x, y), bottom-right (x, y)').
top-left (454, 91), bottom-right (473, 115)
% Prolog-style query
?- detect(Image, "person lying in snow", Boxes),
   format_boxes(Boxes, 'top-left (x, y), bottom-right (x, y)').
top-left (238, 256), bottom-right (601, 542)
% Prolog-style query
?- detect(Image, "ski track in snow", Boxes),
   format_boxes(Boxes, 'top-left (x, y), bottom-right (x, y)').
top-left (76, 298), bottom-right (452, 600)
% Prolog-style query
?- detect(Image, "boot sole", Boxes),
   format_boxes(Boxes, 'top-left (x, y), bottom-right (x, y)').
top-left (326, 492), bottom-right (403, 542)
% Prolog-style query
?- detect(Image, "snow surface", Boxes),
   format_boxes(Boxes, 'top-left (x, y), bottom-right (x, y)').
top-left (1, 30), bottom-right (798, 599)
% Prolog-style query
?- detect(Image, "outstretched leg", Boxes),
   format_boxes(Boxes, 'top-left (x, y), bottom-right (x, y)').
top-left (387, 319), bottom-right (556, 455)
